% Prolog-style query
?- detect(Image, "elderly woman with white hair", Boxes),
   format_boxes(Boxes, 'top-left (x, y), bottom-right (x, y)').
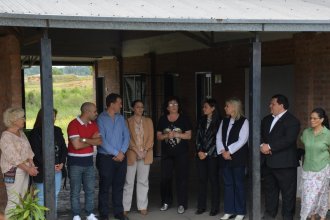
top-left (0, 107), bottom-right (38, 216)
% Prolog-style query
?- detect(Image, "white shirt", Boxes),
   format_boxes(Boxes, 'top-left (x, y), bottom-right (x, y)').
top-left (269, 110), bottom-right (287, 132)
top-left (216, 118), bottom-right (249, 155)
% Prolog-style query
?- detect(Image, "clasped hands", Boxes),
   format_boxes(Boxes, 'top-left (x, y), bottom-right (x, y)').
top-left (113, 151), bottom-right (125, 162)
top-left (136, 149), bottom-right (147, 160)
top-left (198, 151), bottom-right (207, 160)
top-left (166, 131), bottom-right (181, 139)
top-left (221, 150), bottom-right (232, 160)
top-left (260, 143), bottom-right (272, 155)
top-left (55, 163), bottom-right (64, 172)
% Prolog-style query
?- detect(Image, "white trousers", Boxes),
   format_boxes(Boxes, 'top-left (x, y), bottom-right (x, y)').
top-left (5, 168), bottom-right (29, 217)
top-left (123, 160), bottom-right (150, 211)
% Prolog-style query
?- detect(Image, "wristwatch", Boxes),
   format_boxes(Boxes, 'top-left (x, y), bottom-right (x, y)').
top-left (82, 138), bottom-right (87, 143)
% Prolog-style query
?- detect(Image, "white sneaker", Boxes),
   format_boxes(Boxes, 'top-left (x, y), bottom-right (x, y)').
top-left (177, 205), bottom-right (185, 214)
top-left (86, 213), bottom-right (98, 220)
top-left (73, 216), bottom-right (81, 220)
top-left (234, 215), bottom-right (244, 220)
top-left (220, 214), bottom-right (234, 220)
top-left (160, 203), bottom-right (169, 211)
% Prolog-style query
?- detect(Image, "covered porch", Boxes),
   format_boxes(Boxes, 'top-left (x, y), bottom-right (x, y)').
top-left (1, 0), bottom-right (330, 219)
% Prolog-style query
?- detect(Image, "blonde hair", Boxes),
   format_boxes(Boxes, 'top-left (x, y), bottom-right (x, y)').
top-left (226, 97), bottom-right (244, 120)
top-left (3, 107), bottom-right (25, 128)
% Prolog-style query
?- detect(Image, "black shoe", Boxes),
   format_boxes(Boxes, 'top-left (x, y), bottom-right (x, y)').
top-left (195, 208), bottom-right (206, 215)
top-left (209, 209), bottom-right (219, 216)
top-left (114, 213), bottom-right (129, 220)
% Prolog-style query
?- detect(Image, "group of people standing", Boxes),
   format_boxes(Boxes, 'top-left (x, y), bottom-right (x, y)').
top-left (0, 93), bottom-right (329, 220)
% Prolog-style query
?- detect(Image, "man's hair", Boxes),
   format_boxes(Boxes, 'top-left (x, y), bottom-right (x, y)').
top-left (272, 94), bottom-right (289, 110)
top-left (80, 102), bottom-right (95, 113)
top-left (106, 93), bottom-right (122, 107)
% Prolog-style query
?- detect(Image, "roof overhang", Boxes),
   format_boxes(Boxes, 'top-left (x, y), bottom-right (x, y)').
top-left (1, 14), bottom-right (330, 32)
top-left (1, 0), bottom-right (330, 32)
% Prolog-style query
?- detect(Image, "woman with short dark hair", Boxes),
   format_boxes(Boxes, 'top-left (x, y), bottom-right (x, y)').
top-left (157, 96), bottom-right (192, 214)
top-left (300, 108), bottom-right (330, 220)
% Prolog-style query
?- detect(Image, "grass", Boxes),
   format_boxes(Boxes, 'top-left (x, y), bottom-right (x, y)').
top-left (25, 74), bottom-right (94, 140)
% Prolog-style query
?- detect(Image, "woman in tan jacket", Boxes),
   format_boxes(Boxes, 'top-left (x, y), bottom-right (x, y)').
top-left (123, 100), bottom-right (154, 216)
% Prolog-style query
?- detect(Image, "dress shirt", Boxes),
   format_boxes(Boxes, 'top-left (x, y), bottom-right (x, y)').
top-left (97, 111), bottom-right (130, 156)
top-left (269, 110), bottom-right (287, 132)
top-left (216, 118), bottom-right (249, 155)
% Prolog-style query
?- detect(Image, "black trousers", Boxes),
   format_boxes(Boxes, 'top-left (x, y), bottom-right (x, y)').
top-left (160, 152), bottom-right (189, 208)
top-left (196, 157), bottom-right (220, 211)
top-left (96, 153), bottom-right (127, 217)
top-left (263, 166), bottom-right (297, 220)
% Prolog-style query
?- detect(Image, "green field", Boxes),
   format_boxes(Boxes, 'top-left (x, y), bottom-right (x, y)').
top-left (25, 74), bottom-right (94, 140)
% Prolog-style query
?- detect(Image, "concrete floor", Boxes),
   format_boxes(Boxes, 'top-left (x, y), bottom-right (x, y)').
top-left (55, 158), bottom-right (311, 220)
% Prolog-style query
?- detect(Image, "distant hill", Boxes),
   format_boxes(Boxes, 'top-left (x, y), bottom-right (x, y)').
top-left (24, 66), bottom-right (93, 76)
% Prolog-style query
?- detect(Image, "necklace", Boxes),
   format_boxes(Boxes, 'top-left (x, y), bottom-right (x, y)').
top-left (134, 116), bottom-right (142, 124)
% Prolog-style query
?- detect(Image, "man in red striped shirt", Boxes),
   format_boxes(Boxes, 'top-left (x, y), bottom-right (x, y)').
top-left (67, 102), bottom-right (102, 220)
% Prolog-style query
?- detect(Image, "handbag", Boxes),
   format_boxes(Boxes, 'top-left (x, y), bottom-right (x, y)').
top-left (3, 167), bottom-right (17, 184)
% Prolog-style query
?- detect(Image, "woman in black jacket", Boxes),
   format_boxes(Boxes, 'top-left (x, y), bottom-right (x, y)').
top-left (29, 109), bottom-right (67, 209)
top-left (195, 98), bottom-right (222, 216)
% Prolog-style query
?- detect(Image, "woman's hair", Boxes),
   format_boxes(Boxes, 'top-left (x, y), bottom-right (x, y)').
top-left (33, 108), bottom-right (58, 128)
top-left (203, 98), bottom-right (221, 122)
top-left (131, 99), bottom-right (144, 108)
top-left (3, 107), bottom-right (25, 128)
top-left (131, 99), bottom-right (144, 115)
top-left (163, 96), bottom-right (182, 115)
top-left (226, 97), bottom-right (244, 120)
top-left (311, 107), bottom-right (329, 129)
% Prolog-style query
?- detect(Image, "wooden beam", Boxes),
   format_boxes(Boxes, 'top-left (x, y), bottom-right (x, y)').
top-left (40, 29), bottom-right (56, 220)
top-left (248, 33), bottom-right (261, 220)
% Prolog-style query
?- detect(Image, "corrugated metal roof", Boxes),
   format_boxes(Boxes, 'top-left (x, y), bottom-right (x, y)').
top-left (1, 0), bottom-right (330, 31)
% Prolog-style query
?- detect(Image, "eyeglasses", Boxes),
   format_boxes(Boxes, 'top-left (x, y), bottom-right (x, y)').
top-left (168, 103), bottom-right (178, 107)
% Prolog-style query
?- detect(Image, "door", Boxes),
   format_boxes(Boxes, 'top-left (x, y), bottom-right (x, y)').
top-left (195, 72), bottom-right (212, 120)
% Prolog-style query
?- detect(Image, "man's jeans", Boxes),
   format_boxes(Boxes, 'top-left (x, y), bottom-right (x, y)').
top-left (69, 165), bottom-right (95, 216)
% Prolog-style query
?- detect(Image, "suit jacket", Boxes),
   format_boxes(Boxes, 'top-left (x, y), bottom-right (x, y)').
top-left (126, 116), bottom-right (154, 165)
top-left (261, 111), bottom-right (300, 168)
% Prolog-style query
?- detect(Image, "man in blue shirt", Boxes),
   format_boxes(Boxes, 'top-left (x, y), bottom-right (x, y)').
top-left (97, 93), bottom-right (130, 220)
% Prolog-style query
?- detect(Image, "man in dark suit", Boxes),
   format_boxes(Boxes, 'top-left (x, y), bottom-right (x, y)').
top-left (260, 94), bottom-right (300, 220)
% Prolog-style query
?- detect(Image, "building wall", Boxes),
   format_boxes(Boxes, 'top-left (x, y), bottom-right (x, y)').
top-left (293, 32), bottom-right (330, 130)
top-left (120, 38), bottom-right (294, 128)
top-left (0, 34), bottom-right (22, 212)
top-left (96, 58), bottom-right (121, 106)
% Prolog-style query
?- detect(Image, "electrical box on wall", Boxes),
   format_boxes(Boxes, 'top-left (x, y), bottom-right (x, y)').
top-left (214, 74), bottom-right (222, 84)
